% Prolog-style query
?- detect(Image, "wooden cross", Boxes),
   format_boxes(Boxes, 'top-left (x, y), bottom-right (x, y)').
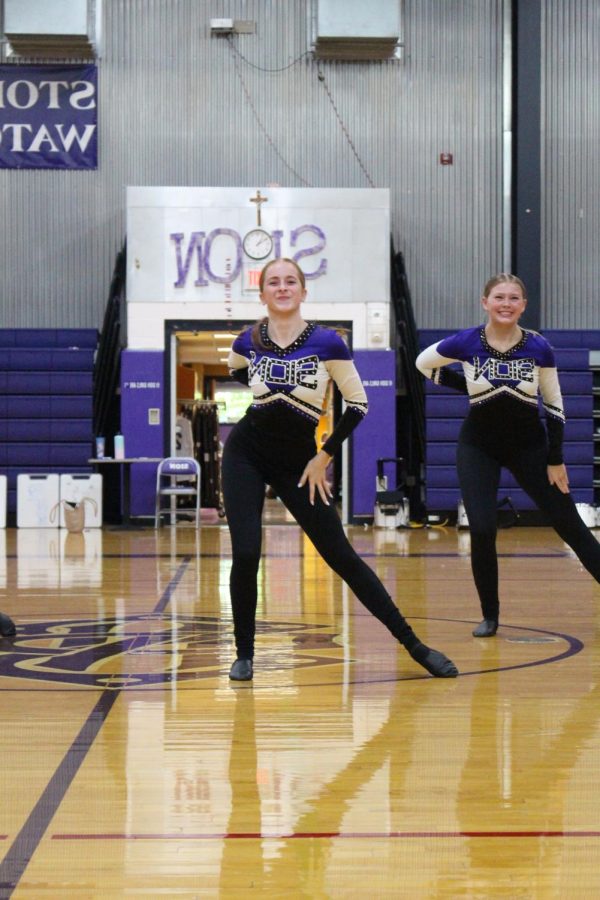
top-left (250, 189), bottom-right (268, 226)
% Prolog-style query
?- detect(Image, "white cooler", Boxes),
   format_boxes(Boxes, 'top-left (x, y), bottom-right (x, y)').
top-left (59, 474), bottom-right (103, 528)
top-left (17, 474), bottom-right (60, 527)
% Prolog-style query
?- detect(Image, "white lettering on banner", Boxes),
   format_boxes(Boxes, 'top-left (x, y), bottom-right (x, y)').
top-left (37, 81), bottom-right (69, 109)
top-left (124, 381), bottom-right (161, 389)
top-left (28, 125), bottom-right (58, 152)
top-left (363, 380), bottom-right (393, 387)
top-left (0, 123), bottom-right (31, 151)
top-left (170, 225), bottom-right (328, 288)
top-left (6, 80), bottom-right (43, 109)
top-left (55, 123), bottom-right (96, 151)
top-left (69, 82), bottom-right (96, 110)
top-left (0, 80), bottom-right (96, 110)
top-left (0, 122), bottom-right (96, 153)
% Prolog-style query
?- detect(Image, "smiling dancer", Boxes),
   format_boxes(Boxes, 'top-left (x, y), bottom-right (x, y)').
top-left (222, 257), bottom-right (458, 681)
top-left (416, 273), bottom-right (600, 637)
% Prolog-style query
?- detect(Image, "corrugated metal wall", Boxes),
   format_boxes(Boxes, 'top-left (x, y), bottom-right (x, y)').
top-left (1, 1), bottom-right (597, 330)
top-left (542, 0), bottom-right (600, 328)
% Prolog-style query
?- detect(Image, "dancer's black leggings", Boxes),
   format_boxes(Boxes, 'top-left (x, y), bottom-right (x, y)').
top-left (457, 429), bottom-right (600, 621)
top-left (221, 415), bottom-right (419, 659)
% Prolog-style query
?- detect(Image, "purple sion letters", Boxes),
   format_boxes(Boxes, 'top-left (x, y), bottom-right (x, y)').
top-left (170, 225), bottom-right (328, 287)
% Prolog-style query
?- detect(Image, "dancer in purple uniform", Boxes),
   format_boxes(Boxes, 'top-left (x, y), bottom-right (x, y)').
top-left (416, 273), bottom-right (600, 637)
top-left (0, 612), bottom-right (16, 636)
top-left (222, 258), bottom-right (458, 681)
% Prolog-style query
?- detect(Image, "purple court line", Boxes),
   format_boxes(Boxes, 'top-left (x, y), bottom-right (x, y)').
top-left (51, 830), bottom-right (600, 840)
top-left (152, 556), bottom-right (192, 615)
top-left (340, 621), bottom-right (584, 683)
top-left (0, 617), bottom-right (583, 695)
top-left (0, 691), bottom-right (119, 898)
top-left (3, 550), bottom-right (571, 560)
top-left (111, 551), bottom-right (573, 559)
top-left (0, 559), bottom-right (192, 899)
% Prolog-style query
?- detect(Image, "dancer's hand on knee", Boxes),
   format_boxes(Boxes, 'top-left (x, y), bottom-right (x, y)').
top-left (298, 451), bottom-right (333, 506)
top-left (548, 463), bottom-right (569, 494)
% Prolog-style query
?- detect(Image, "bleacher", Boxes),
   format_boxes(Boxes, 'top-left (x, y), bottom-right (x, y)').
top-left (0, 329), bottom-right (98, 519)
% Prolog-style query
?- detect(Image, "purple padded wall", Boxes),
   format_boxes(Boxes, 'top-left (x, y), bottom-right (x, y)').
top-left (120, 350), bottom-right (165, 516)
top-left (352, 350), bottom-right (396, 519)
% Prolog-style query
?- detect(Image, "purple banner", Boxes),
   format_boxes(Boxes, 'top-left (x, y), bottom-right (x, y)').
top-left (0, 64), bottom-right (97, 169)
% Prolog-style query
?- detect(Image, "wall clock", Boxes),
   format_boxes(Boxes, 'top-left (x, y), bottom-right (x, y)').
top-left (242, 228), bottom-right (273, 260)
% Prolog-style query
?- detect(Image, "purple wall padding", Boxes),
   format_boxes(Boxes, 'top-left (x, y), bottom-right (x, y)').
top-left (351, 350), bottom-right (396, 519)
top-left (121, 350), bottom-right (165, 516)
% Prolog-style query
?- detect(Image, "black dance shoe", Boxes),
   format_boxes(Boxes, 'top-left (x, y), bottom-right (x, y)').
top-left (410, 645), bottom-right (458, 677)
top-left (472, 619), bottom-right (498, 637)
top-left (420, 648), bottom-right (458, 678)
top-left (229, 658), bottom-right (253, 681)
top-left (0, 612), bottom-right (16, 637)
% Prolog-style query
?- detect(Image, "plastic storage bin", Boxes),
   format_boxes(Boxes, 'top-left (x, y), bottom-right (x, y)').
top-left (59, 474), bottom-right (103, 528)
top-left (17, 473), bottom-right (60, 527)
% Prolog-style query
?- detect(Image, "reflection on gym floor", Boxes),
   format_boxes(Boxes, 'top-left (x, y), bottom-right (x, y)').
top-left (0, 516), bottom-right (599, 896)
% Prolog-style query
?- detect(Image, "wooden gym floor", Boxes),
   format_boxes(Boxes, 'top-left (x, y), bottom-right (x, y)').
top-left (0, 508), bottom-right (599, 898)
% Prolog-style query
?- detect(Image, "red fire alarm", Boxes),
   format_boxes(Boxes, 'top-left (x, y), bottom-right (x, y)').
top-left (440, 153), bottom-right (453, 165)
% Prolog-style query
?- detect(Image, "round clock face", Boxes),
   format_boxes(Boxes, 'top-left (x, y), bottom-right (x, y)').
top-left (243, 228), bottom-right (273, 260)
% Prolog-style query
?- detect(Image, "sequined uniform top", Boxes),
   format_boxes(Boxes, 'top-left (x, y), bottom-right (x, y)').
top-left (228, 322), bottom-right (368, 457)
top-left (415, 326), bottom-right (566, 464)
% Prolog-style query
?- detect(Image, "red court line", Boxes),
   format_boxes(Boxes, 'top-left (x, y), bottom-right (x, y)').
top-left (52, 830), bottom-right (600, 840)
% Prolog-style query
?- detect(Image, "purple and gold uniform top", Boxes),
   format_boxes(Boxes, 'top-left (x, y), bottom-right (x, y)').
top-left (228, 321), bottom-right (368, 456)
top-left (416, 326), bottom-right (566, 463)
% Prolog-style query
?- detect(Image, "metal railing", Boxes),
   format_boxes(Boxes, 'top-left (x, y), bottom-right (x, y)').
top-left (93, 242), bottom-right (126, 441)
top-left (390, 243), bottom-right (426, 517)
